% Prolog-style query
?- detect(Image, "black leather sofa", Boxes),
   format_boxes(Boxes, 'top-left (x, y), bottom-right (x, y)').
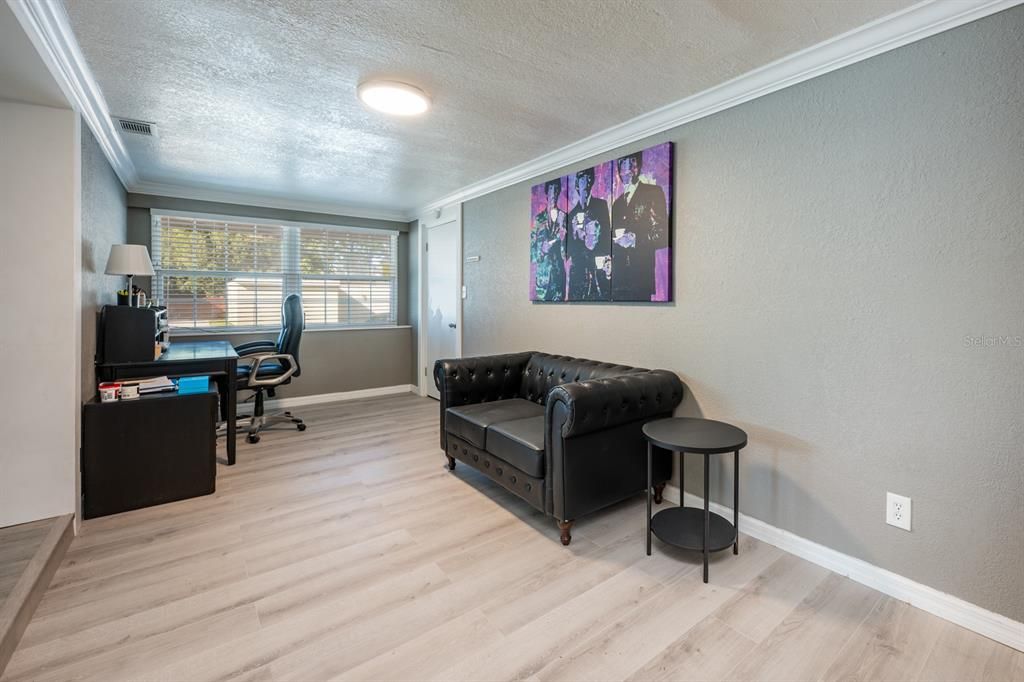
top-left (434, 351), bottom-right (684, 545)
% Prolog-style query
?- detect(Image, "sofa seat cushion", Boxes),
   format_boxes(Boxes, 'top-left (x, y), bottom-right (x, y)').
top-left (486, 416), bottom-right (545, 478)
top-left (445, 399), bottom-right (543, 449)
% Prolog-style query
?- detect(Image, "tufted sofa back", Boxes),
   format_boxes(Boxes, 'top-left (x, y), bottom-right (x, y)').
top-left (518, 353), bottom-right (645, 405)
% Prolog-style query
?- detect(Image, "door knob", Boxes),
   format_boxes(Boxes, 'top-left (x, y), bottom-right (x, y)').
top-left (448, 323), bottom-right (457, 329)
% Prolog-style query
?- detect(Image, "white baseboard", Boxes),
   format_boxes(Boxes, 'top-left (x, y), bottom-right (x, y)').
top-left (263, 384), bottom-right (415, 410)
top-left (664, 484), bottom-right (1023, 652)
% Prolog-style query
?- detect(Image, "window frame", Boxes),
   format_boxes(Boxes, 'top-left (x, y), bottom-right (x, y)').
top-left (151, 209), bottom-right (400, 333)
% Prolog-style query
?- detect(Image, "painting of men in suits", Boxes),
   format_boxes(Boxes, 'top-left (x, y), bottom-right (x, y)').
top-left (566, 163), bottom-right (612, 301)
top-left (529, 177), bottom-right (568, 301)
top-left (610, 143), bottom-right (672, 302)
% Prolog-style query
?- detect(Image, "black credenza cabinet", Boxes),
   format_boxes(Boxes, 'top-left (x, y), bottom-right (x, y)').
top-left (81, 388), bottom-right (217, 519)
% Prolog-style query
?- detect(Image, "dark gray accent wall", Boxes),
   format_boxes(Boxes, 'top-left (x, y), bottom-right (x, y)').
top-left (460, 8), bottom-right (1024, 620)
top-left (81, 125), bottom-right (127, 401)
top-left (125, 194), bottom-right (408, 231)
top-left (125, 194), bottom-right (414, 398)
top-left (170, 327), bottom-right (412, 397)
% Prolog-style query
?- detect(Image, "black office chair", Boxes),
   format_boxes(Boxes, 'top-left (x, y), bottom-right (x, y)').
top-left (234, 294), bottom-right (306, 443)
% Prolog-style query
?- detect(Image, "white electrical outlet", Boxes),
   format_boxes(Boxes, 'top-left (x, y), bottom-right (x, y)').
top-left (886, 492), bottom-right (912, 531)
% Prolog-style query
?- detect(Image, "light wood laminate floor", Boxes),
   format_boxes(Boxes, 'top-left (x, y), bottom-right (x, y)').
top-left (3, 394), bottom-right (1022, 681)
top-left (0, 520), bottom-right (52, 609)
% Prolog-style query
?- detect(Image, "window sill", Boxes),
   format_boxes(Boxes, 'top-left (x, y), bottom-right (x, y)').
top-left (172, 325), bottom-right (412, 337)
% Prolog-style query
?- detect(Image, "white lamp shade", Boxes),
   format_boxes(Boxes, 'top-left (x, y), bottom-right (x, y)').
top-left (105, 244), bottom-right (155, 276)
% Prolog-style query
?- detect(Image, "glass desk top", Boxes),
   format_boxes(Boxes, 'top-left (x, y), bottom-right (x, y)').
top-left (157, 340), bottom-right (239, 362)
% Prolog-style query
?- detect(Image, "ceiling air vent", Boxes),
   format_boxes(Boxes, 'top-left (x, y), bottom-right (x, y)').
top-left (115, 118), bottom-right (155, 136)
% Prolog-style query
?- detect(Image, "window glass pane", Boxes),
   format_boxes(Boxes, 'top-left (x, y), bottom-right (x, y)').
top-left (159, 224), bottom-right (202, 271)
top-left (154, 218), bottom-right (283, 273)
top-left (153, 214), bottom-right (397, 330)
top-left (226, 277), bottom-right (283, 328)
top-left (345, 281), bottom-right (373, 324)
top-left (225, 223), bottom-right (283, 272)
top-left (298, 279), bottom-right (397, 326)
top-left (161, 274), bottom-right (283, 329)
top-left (193, 276), bottom-right (228, 328)
top-left (298, 228), bottom-right (395, 277)
top-left (163, 275), bottom-right (197, 330)
top-left (300, 279), bottom-right (333, 326)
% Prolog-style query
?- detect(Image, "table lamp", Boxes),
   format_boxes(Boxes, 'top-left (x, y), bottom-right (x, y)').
top-left (105, 244), bottom-right (155, 307)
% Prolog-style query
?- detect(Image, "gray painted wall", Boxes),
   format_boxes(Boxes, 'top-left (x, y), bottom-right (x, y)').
top-left (81, 125), bottom-right (127, 401)
top-left (171, 327), bottom-right (412, 398)
top-left (124, 194), bottom-right (414, 398)
top-left (460, 9), bottom-right (1024, 621)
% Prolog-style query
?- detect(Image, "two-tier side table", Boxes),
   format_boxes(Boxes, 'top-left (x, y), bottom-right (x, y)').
top-left (643, 418), bottom-right (748, 583)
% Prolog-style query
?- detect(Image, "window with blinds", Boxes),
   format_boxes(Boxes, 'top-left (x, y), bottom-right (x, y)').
top-left (151, 213), bottom-right (398, 331)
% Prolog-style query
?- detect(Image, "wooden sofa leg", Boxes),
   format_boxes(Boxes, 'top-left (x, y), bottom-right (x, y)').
top-left (445, 455), bottom-right (456, 471)
top-left (653, 482), bottom-right (666, 505)
top-left (557, 520), bottom-right (575, 546)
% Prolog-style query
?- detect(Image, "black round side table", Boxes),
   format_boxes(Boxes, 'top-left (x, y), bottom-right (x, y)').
top-left (643, 417), bottom-right (748, 583)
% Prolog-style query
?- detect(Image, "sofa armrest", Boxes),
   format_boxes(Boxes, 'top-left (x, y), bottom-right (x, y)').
top-left (546, 370), bottom-right (684, 439)
top-left (433, 351), bottom-right (535, 449)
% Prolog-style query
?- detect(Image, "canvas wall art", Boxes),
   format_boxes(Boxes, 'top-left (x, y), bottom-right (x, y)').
top-left (566, 161), bottom-right (612, 301)
top-left (529, 176), bottom-right (568, 301)
top-left (530, 142), bottom-right (672, 303)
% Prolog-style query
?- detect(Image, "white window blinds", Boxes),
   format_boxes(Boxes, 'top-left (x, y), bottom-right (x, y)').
top-left (151, 213), bottom-right (398, 331)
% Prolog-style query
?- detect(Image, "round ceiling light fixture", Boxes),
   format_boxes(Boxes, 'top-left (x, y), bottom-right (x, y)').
top-left (357, 80), bottom-right (431, 116)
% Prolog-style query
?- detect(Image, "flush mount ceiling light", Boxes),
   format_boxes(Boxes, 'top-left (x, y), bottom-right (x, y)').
top-left (357, 80), bottom-right (431, 116)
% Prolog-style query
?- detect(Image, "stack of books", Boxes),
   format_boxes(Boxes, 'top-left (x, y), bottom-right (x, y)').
top-left (136, 376), bottom-right (176, 395)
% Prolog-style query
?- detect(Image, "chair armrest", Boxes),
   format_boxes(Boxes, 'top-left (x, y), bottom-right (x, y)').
top-left (433, 352), bottom-right (535, 450)
top-left (235, 340), bottom-right (277, 357)
top-left (245, 353), bottom-right (297, 387)
top-left (546, 370), bottom-right (684, 439)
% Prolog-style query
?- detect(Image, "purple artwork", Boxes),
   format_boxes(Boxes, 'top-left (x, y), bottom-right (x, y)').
top-left (529, 176), bottom-right (568, 301)
top-left (610, 142), bottom-right (673, 302)
top-left (529, 142), bottom-right (672, 303)
top-left (565, 161), bottom-right (613, 301)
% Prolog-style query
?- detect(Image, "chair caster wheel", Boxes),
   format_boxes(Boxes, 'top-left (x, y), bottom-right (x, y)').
top-left (247, 434), bottom-right (260, 444)
top-left (297, 423), bottom-right (306, 431)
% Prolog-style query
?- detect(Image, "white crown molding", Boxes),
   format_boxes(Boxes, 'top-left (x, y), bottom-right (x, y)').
top-left (414, 0), bottom-right (1021, 216)
top-left (7, 0), bottom-right (139, 189)
top-left (14, 0), bottom-right (1017, 222)
top-left (130, 181), bottom-right (411, 224)
top-left (663, 485), bottom-right (1024, 653)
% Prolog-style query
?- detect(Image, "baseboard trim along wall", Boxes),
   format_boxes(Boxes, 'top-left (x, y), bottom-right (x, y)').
top-left (0, 514), bottom-right (74, 676)
top-left (264, 384), bottom-right (417, 410)
top-left (664, 485), bottom-right (1023, 652)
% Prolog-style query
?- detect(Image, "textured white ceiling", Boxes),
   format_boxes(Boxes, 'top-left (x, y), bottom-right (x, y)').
top-left (62, 0), bottom-right (916, 215)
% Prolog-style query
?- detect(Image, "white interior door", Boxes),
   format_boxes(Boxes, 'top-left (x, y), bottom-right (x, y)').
top-left (425, 219), bottom-right (460, 399)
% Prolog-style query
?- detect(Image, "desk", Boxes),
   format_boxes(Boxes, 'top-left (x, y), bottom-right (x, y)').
top-left (97, 340), bottom-right (240, 465)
